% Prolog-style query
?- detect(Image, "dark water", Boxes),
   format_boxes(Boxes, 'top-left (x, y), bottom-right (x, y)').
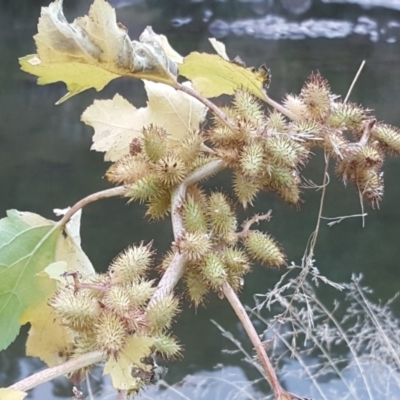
top-left (1, 0), bottom-right (400, 398)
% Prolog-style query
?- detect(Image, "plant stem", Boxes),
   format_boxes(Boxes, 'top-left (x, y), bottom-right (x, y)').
top-left (149, 159), bottom-right (224, 307)
top-left (262, 92), bottom-right (299, 122)
top-left (176, 83), bottom-right (237, 132)
top-left (222, 283), bottom-right (296, 400)
top-left (9, 351), bottom-right (105, 392)
top-left (58, 186), bottom-right (126, 227)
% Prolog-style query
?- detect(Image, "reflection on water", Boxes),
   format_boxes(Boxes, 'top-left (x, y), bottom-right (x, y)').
top-left (1, 0), bottom-right (400, 399)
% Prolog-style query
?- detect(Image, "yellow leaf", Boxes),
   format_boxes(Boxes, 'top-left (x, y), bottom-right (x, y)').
top-left (0, 388), bottom-right (27, 400)
top-left (156, 34), bottom-right (183, 64)
top-left (208, 38), bottom-right (229, 61)
top-left (24, 295), bottom-right (74, 367)
top-left (19, 0), bottom-right (178, 103)
top-left (16, 210), bottom-right (94, 366)
top-left (82, 81), bottom-right (207, 161)
top-left (179, 52), bottom-right (270, 100)
top-left (104, 335), bottom-right (154, 391)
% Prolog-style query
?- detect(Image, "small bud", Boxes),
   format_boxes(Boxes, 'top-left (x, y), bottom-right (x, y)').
top-left (300, 72), bottom-right (332, 121)
top-left (146, 294), bottom-right (180, 334)
top-left (179, 231), bottom-right (211, 262)
top-left (244, 231), bottom-right (286, 267)
top-left (105, 155), bottom-right (149, 185)
top-left (109, 243), bottom-right (153, 284)
top-left (155, 154), bottom-right (187, 187)
top-left (152, 334), bottom-right (182, 360)
top-left (239, 142), bottom-right (265, 177)
top-left (182, 195), bottom-right (208, 233)
top-left (142, 124), bottom-right (168, 162)
top-left (199, 253), bottom-right (227, 289)
top-left (372, 123), bottom-right (400, 155)
top-left (207, 192), bottom-right (237, 235)
top-left (94, 311), bottom-right (127, 356)
top-left (129, 138), bottom-right (143, 156)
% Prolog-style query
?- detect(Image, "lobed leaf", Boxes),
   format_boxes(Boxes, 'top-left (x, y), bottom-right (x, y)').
top-left (179, 52), bottom-right (270, 100)
top-left (82, 81), bottom-right (207, 161)
top-left (19, 0), bottom-right (178, 103)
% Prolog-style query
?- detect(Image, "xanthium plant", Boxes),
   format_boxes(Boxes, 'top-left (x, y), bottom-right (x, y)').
top-left (1, 0), bottom-right (400, 399)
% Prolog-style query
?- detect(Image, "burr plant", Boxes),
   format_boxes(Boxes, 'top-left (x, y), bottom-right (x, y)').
top-left (1, 0), bottom-right (400, 399)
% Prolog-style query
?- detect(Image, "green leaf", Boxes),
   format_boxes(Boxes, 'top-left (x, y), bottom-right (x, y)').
top-left (0, 210), bottom-right (60, 350)
top-left (0, 209), bottom-right (95, 352)
top-left (179, 52), bottom-right (270, 100)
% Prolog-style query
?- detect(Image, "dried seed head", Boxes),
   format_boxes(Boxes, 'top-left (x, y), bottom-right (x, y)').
top-left (207, 192), bottom-right (237, 235)
top-left (179, 231), bottom-right (211, 262)
top-left (239, 142), bottom-right (265, 177)
top-left (146, 294), bottom-right (180, 334)
top-left (266, 110), bottom-right (288, 133)
top-left (145, 190), bottom-right (171, 221)
top-left (372, 123), bottom-right (400, 155)
top-left (94, 311), bottom-right (127, 356)
top-left (129, 138), bottom-right (143, 156)
top-left (109, 243), bottom-right (153, 284)
top-left (264, 167), bottom-right (301, 205)
top-left (184, 267), bottom-right (209, 308)
top-left (179, 131), bottom-right (203, 164)
top-left (244, 231), bottom-right (286, 267)
top-left (233, 89), bottom-right (265, 126)
top-left (128, 279), bottom-right (156, 308)
top-left (182, 195), bottom-right (208, 233)
top-left (199, 253), bottom-right (227, 289)
top-left (282, 95), bottom-right (307, 120)
top-left (232, 171), bottom-right (260, 209)
top-left (300, 72), bottom-right (332, 121)
top-left (104, 285), bottom-right (134, 317)
top-left (50, 287), bottom-right (101, 332)
top-left (328, 102), bottom-right (367, 131)
top-left (105, 155), bottom-right (149, 185)
top-left (152, 334), bottom-right (182, 360)
top-left (142, 124), bottom-right (168, 162)
top-left (126, 175), bottom-right (163, 203)
top-left (356, 168), bottom-right (384, 208)
top-left (265, 136), bottom-right (309, 168)
top-left (155, 154), bottom-right (187, 187)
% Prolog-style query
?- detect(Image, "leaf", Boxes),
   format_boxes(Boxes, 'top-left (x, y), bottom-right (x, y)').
top-left (0, 209), bottom-right (94, 355)
top-left (19, 0), bottom-right (178, 103)
top-left (179, 52), bottom-right (271, 100)
top-left (208, 38), bottom-right (229, 61)
top-left (0, 210), bottom-right (60, 350)
top-left (0, 388), bottom-right (27, 400)
top-left (23, 210), bottom-right (94, 366)
top-left (82, 80), bottom-right (207, 161)
top-left (104, 335), bottom-right (154, 391)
